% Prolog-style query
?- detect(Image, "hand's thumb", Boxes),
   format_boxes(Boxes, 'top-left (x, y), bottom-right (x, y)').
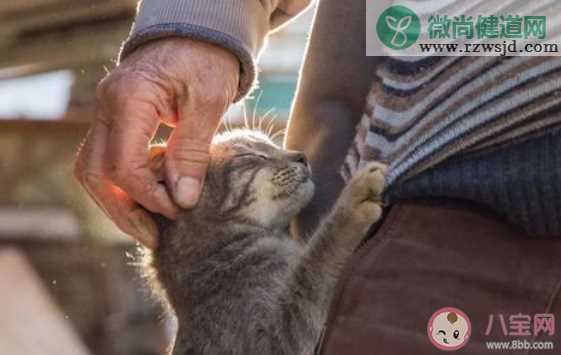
top-left (165, 112), bottom-right (220, 209)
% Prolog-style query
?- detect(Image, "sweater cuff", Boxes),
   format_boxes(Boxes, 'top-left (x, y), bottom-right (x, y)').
top-left (120, 1), bottom-right (271, 102)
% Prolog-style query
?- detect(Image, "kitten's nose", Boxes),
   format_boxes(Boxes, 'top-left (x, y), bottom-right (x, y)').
top-left (287, 151), bottom-right (308, 166)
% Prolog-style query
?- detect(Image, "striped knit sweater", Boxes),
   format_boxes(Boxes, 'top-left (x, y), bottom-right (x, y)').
top-left (342, 56), bottom-right (561, 236)
top-left (124, 0), bottom-right (561, 236)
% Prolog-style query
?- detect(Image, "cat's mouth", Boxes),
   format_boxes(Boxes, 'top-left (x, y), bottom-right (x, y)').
top-left (272, 167), bottom-right (314, 201)
top-left (286, 174), bottom-right (311, 195)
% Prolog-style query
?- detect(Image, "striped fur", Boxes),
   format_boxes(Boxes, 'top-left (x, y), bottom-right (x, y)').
top-left (145, 130), bottom-right (387, 355)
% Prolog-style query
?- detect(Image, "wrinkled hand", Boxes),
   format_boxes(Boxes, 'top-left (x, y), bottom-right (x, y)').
top-left (75, 38), bottom-right (240, 249)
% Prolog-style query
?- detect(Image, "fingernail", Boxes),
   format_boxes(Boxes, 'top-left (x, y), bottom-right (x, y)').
top-left (176, 176), bottom-right (201, 208)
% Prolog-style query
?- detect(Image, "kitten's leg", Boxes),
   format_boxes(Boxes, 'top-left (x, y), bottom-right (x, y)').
top-left (276, 163), bottom-right (386, 354)
top-left (303, 162), bottom-right (387, 291)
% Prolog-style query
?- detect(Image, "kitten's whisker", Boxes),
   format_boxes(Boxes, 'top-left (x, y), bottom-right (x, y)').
top-left (266, 113), bottom-right (279, 138)
top-left (261, 107), bottom-right (275, 122)
top-left (228, 113), bottom-right (234, 132)
top-left (228, 114), bottom-right (235, 132)
top-left (257, 114), bottom-right (263, 132)
top-left (252, 90), bottom-right (264, 131)
top-left (222, 114), bottom-right (231, 133)
top-left (271, 127), bottom-right (287, 142)
top-left (258, 107), bottom-right (275, 134)
top-left (242, 102), bottom-right (250, 131)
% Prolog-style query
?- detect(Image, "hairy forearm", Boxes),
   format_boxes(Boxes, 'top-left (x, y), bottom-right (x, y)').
top-left (285, 0), bottom-right (385, 237)
top-left (121, 0), bottom-right (314, 101)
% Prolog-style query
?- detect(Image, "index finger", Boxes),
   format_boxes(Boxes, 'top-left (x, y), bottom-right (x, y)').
top-left (104, 100), bottom-right (180, 219)
top-left (75, 121), bottom-right (159, 248)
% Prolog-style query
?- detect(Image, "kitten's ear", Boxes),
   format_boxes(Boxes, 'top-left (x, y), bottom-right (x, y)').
top-left (149, 144), bottom-right (167, 183)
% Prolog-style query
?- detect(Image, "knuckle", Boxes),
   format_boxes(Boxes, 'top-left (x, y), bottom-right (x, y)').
top-left (108, 165), bottom-right (158, 200)
top-left (170, 148), bottom-right (210, 166)
top-left (95, 75), bottom-right (113, 101)
top-left (206, 90), bottom-right (230, 105)
top-left (168, 153), bottom-right (209, 177)
top-left (107, 164), bottom-right (128, 185)
top-left (192, 89), bottom-right (230, 112)
top-left (138, 180), bottom-right (160, 198)
top-left (167, 139), bottom-right (211, 168)
top-left (96, 72), bottom-right (137, 104)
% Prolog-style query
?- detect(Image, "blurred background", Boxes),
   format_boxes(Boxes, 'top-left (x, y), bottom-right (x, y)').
top-left (0, 1), bottom-right (314, 354)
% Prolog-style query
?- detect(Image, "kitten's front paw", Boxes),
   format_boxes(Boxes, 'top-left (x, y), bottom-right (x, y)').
top-left (337, 162), bottom-right (387, 227)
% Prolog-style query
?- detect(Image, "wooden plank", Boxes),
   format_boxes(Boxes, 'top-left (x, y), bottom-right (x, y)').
top-left (0, 20), bottom-right (130, 74)
top-left (0, 1), bottom-right (136, 75)
top-left (0, 119), bottom-right (90, 132)
top-left (0, 0), bottom-right (66, 16)
top-left (0, 207), bottom-right (81, 241)
top-left (0, 2), bottom-right (134, 44)
top-left (0, 248), bottom-right (92, 355)
top-left (0, 0), bottom-right (136, 17)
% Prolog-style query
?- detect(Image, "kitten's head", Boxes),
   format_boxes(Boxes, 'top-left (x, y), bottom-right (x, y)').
top-left (151, 129), bottom-right (314, 229)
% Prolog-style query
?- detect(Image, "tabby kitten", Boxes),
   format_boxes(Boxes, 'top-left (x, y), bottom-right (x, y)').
top-left (146, 129), bottom-right (386, 355)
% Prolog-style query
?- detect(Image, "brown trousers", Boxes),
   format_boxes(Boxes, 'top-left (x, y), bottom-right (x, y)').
top-left (320, 200), bottom-right (561, 355)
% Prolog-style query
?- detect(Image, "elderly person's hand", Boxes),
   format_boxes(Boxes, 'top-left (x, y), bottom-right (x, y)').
top-left (75, 38), bottom-right (240, 249)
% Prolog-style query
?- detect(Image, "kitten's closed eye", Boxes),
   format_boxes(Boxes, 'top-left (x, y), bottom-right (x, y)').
top-left (235, 153), bottom-right (269, 160)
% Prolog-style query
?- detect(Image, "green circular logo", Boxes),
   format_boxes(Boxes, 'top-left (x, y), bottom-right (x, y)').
top-left (376, 5), bottom-right (421, 50)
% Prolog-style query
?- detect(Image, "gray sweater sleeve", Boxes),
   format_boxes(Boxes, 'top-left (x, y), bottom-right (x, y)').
top-left (120, 0), bottom-right (313, 101)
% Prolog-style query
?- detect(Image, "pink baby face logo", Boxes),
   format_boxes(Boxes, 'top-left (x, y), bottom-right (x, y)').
top-left (428, 307), bottom-right (471, 351)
